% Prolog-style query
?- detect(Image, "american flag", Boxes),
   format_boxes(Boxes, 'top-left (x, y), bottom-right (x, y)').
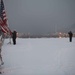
top-left (0, 0), bottom-right (11, 34)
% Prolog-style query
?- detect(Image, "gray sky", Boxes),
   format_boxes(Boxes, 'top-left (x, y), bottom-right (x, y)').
top-left (4, 0), bottom-right (75, 35)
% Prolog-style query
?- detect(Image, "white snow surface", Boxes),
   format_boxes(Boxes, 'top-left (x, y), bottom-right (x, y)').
top-left (1, 38), bottom-right (75, 75)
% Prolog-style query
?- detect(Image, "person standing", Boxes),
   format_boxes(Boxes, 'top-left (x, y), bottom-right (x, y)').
top-left (12, 30), bottom-right (17, 45)
top-left (68, 31), bottom-right (73, 42)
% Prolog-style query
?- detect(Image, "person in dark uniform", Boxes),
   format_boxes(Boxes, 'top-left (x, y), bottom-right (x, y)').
top-left (68, 31), bottom-right (73, 42)
top-left (12, 30), bottom-right (17, 45)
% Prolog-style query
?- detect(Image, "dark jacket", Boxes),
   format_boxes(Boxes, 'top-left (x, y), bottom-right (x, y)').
top-left (68, 31), bottom-right (73, 37)
top-left (12, 31), bottom-right (17, 39)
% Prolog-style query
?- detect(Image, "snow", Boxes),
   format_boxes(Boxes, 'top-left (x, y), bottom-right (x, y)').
top-left (1, 38), bottom-right (75, 75)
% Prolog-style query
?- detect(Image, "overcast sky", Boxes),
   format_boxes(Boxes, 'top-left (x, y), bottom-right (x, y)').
top-left (4, 0), bottom-right (75, 35)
